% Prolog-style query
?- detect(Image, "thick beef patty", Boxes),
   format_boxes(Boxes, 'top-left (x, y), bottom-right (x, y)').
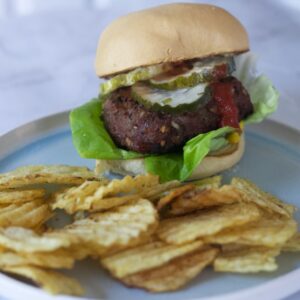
top-left (102, 77), bottom-right (253, 154)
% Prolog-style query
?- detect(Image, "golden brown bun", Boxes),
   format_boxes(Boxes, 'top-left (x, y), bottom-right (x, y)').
top-left (96, 3), bottom-right (249, 77)
top-left (95, 134), bottom-right (245, 181)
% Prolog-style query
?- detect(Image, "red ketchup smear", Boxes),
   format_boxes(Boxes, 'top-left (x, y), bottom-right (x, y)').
top-left (211, 81), bottom-right (240, 129)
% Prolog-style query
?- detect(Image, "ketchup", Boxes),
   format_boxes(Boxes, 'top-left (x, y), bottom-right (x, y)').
top-left (211, 81), bottom-right (240, 129)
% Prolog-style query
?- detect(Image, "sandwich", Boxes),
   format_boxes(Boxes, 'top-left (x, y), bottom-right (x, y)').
top-left (70, 3), bottom-right (278, 182)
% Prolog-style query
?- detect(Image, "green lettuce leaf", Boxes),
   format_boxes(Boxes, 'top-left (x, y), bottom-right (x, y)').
top-left (234, 52), bottom-right (279, 125)
top-left (244, 75), bottom-right (279, 124)
top-left (70, 99), bottom-right (143, 160)
top-left (145, 153), bottom-right (183, 183)
top-left (145, 127), bottom-right (234, 182)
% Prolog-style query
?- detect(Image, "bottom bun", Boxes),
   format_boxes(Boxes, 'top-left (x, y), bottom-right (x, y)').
top-left (95, 134), bottom-right (245, 181)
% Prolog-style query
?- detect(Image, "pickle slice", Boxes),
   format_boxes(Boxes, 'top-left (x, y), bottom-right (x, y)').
top-left (131, 82), bottom-right (210, 113)
top-left (100, 56), bottom-right (235, 95)
top-left (100, 64), bottom-right (165, 95)
top-left (149, 57), bottom-right (235, 90)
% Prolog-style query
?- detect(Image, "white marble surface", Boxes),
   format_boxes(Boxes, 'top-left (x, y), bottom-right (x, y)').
top-left (0, 0), bottom-right (299, 135)
top-left (0, 0), bottom-right (299, 299)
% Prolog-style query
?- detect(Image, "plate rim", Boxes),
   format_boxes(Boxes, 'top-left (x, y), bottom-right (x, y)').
top-left (0, 112), bottom-right (299, 300)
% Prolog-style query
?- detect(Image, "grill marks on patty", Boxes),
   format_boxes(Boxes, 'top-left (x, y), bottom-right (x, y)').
top-left (102, 77), bottom-right (253, 154)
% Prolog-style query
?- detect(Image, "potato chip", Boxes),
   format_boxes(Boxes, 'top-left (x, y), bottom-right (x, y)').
top-left (0, 200), bottom-right (52, 228)
top-left (89, 195), bottom-right (141, 212)
top-left (2, 265), bottom-right (84, 295)
top-left (0, 249), bottom-right (75, 269)
top-left (283, 233), bottom-right (300, 252)
top-left (0, 227), bottom-right (77, 252)
top-left (0, 165), bottom-right (97, 190)
top-left (100, 234), bottom-right (155, 259)
top-left (158, 203), bottom-right (261, 245)
top-left (267, 194), bottom-right (296, 216)
top-left (53, 185), bottom-right (139, 214)
top-left (191, 176), bottom-right (222, 189)
top-left (214, 247), bottom-right (280, 273)
top-left (220, 243), bottom-right (248, 253)
top-left (21, 204), bottom-right (53, 228)
top-left (73, 211), bottom-right (86, 221)
top-left (231, 177), bottom-right (295, 217)
top-left (156, 184), bottom-right (195, 211)
top-left (0, 189), bottom-right (46, 204)
top-left (51, 180), bottom-right (105, 213)
top-left (27, 249), bottom-right (78, 268)
top-left (101, 240), bottom-right (203, 278)
top-left (142, 180), bottom-right (182, 201)
top-left (0, 165), bottom-right (297, 295)
top-left (52, 174), bottom-right (158, 214)
top-left (122, 247), bottom-right (219, 292)
top-left (33, 224), bottom-right (48, 234)
top-left (64, 199), bottom-right (158, 254)
top-left (71, 243), bottom-right (98, 260)
top-left (91, 174), bottom-right (159, 199)
top-left (169, 185), bottom-right (241, 216)
top-left (205, 213), bottom-right (297, 247)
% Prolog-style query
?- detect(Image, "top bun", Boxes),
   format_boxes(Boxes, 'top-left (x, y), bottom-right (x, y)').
top-left (96, 3), bottom-right (249, 77)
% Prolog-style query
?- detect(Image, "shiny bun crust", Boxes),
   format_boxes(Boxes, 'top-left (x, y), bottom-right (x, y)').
top-left (96, 3), bottom-right (249, 77)
top-left (95, 134), bottom-right (245, 181)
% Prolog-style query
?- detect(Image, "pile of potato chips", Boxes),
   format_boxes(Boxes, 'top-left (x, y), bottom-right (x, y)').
top-left (0, 164), bottom-right (298, 296)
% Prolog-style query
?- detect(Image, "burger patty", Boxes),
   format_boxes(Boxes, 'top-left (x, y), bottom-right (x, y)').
top-left (102, 77), bottom-right (253, 154)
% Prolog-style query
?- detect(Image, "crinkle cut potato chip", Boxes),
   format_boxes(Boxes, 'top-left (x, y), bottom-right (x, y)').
top-left (52, 184), bottom-right (140, 214)
top-left (169, 185), bottom-right (241, 216)
top-left (0, 164), bottom-right (298, 296)
top-left (33, 224), bottom-right (48, 234)
top-left (0, 227), bottom-right (78, 253)
top-left (52, 173), bottom-right (159, 214)
top-left (231, 177), bottom-right (296, 217)
top-left (214, 247), bottom-right (281, 273)
top-left (283, 233), bottom-right (300, 252)
top-left (0, 250), bottom-right (75, 269)
top-left (156, 184), bottom-right (195, 211)
top-left (158, 203), bottom-right (261, 245)
top-left (0, 189), bottom-right (45, 204)
top-left (122, 247), bottom-right (219, 292)
top-left (101, 240), bottom-right (203, 278)
top-left (0, 165), bottom-right (97, 190)
top-left (142, 180), bottom-right (182, 202)
top-left (65, 199), bottom-right (158, 254)
top-left (88, 195), bottom-right (140, 213)
top-left (89, 174), bottom-right (159, 199)
top-left (191, 176), bottom-right (222, 189)
top-left (51, 180), bottom-right (107, 213)
top-left (220, 243), bottom-right (249, 253)
top-left (205, 213), bottom-right (297, 247)
top-left (0, 200), bottom-right (52, 228)
top-left (2, 265), bottom-right (84, 296)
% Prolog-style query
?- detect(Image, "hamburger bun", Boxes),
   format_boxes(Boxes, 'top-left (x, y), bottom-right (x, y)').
top-left (96, 3), bottom-right (249, 77)
top-left (95, 134), bottom-right (245, 181)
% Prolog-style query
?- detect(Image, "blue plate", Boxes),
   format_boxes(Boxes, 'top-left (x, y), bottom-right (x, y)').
top-left (0, 112), bottom-right (299, 300)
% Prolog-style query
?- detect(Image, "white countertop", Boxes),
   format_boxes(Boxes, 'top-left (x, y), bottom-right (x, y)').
top-left (0, 0), bottom-right (299, 135)
top-left (0, 1), bottom-right (299, 299)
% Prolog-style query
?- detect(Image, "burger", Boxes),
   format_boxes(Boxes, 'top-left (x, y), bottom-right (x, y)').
top-left (70, 3), bottom-right (278, 182)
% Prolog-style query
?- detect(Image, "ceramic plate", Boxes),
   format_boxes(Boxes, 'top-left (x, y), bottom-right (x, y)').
top-left (0, 112), bottom-right (299, 300)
